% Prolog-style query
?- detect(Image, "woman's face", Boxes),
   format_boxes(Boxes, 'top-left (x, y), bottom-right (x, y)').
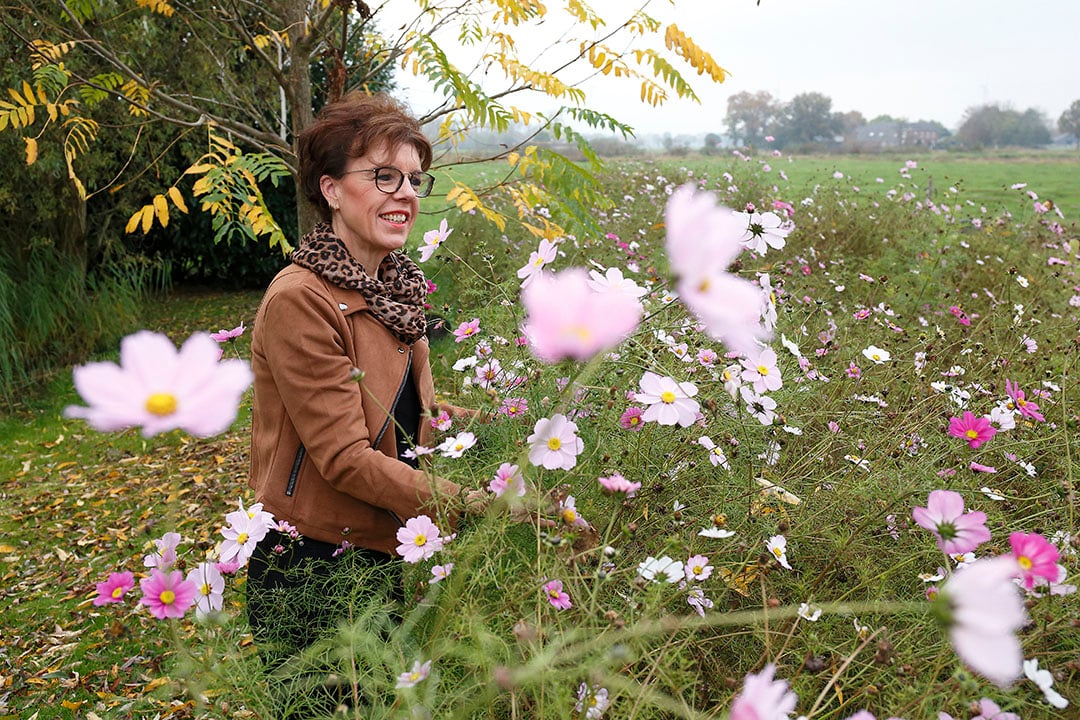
top-left (320, 142), bottom-right (422, 271)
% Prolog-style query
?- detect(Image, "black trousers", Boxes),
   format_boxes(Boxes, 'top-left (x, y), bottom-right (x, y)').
top-left (246, 529), bottom-right (400, 718)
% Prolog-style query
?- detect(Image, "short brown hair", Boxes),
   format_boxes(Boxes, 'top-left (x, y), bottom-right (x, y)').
top-left (297, 92), bottom-right (433, 222)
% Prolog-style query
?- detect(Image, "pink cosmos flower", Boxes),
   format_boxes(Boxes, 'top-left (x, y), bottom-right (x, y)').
top-left (948, 411), bottom-right (997, 449)
top-left (520, 267), bottom-right (642, 363)
top-left (437, 431), bottom-right (476, 458)
top-left (941, 555), bottom-right (1027, 687)
top-left (139, 568), bottom-right (199, 620)
top-left (498, 397), bottom-right (528, 418)
top-left (684, 554), bottom-right (713, 581)
top-left (697, 435), bottom-right (730, 469)
top-left (597, 472), bottom-right (641, 497)
top-left (557, 495), bottom-right (588, 529)
top-left (417, 218), bottom-right (452, 262)
top-left (65, 330), bottom-right (253, 438)
top-left (143, 531), bottom-right (182, 571)
top-left (970, 697), bottom-right (1020, 720)
top-left (636, 371), bottom-right (700, 427)
top-left (1004, 379), bottom-right (1045, 422)
top-left (93, 571), bottom-right (136, 606)
top-left (209, 322), bottom-right (246, 343)
top-left (664, 185), bottom-right (769, 355)
top-left (587, 266), bottom-right (647, 298)
top-left (429, 563), bottom-right (453, 584)
top-left (619, 406), bottom-right (644, 431)
top-left (396, 659), bottom-right (432, 688)
top-left (395, 515), bottom-right (444, 564)
top-left (1008, 532), bottom-right (1060, 590)
top-left (186, 562), bottom-right (225, 617)
top-left (729, 664), bottom-right (797, 720)
top-left (912, 490), bottom-right (991, 554)
top-left (740, 347), bottom-right (783, 393)
top-left (489, 462), bottom-right (526, 497)
top-left (526, 413), bottom-right (584, 470)
top-left (543, 579), bottom-right (572, 610)
top-left (516, 238), bottom-right (558, 286)
top-left (453, 318), bottom-right (481, 343)
top-left (948, 305), bottom-right (971, 326)
top-left (219, 512), bottom-right (270, 567)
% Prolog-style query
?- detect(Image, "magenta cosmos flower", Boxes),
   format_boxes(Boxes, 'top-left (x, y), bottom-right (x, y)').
top-left (619, 406), bottom-right (644, 431)
top-left (912, 490), bottom-right (991, 554)
top-left (597, 472), bottom-right (641, 497)
top-left (664, 185), bottom-right (770, 356)
top-left (542, 579), bottom-right (572, 610)
top-left (520, 267), bottom-right (642, 363)
top-left (940, 555), bottom-right (1027, 687)
top-left (139, 568), bottom-right (199, 619)
top-left (1005, 379), bottom-right (1044, 422)
top-left (948, 411), bottom-right (997, 449)
top-left (93, 571), bottom-right (136, 606)
top-left (526, 413), bottom-right (584, 470)
top-left (453, 318), bottom-right (480, 343)
top-left (729, 663), bottom-right (797, 720)
top-left (1008, 532), bottom-right (1060, 590)
top-left (636, 371), bottom-right (700, 427)
top-left (395, 515), bottom-right (444, 563)
top-left (209, 322), bottom-right (245, 343)
top-left (65, 330), bottom-right (253, 438)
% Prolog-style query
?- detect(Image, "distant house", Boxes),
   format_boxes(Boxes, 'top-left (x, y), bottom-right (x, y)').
top-left (850, 120), bottom-right (943, 151)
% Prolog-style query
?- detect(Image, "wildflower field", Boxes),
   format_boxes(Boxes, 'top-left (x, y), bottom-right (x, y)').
top-left (1, 150), bottom-right (1078, 719)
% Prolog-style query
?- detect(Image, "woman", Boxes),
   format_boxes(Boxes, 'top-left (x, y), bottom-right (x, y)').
top-left (245, 92), bottom-right (480, 709)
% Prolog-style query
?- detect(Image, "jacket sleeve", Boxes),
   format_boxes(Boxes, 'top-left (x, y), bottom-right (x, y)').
top-left (260, 282), bottom-right (460, 522)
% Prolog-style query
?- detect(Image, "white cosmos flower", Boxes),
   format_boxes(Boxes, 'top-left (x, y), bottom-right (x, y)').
top-left (637, 555), bottom-right (684, 583)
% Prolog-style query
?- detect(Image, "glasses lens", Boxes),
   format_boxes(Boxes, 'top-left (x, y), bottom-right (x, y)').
top-left (411, 172), bottom-right (435, 198)
top-left (373, 167), bottom-right (404, 194)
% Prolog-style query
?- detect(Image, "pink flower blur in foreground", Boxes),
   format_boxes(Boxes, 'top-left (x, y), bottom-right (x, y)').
top-left (65, 331), bottom-right (253, 438)
top-left (395, 515), bottom-right (444, 563)
top-left (139, 568), bottom-right (199, 619)
top-left (664, 185), bottom-right (770, 355)
top-left (941, 555), bottom-right (1027, 687)
top-left (521, 267), bottom-right (642, 363)
top-left (948, 411), bottom-right (997, 449)
top-left (912, 490), bottom-right (991, 555)
top-left (729, 663), bottom-right (797, 720)
top-left (1008, 532), bottom-right (1060, 590)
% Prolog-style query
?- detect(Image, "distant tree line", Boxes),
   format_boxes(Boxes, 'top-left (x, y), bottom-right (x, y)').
top-left (724, 90), bottom-right (1069, 151)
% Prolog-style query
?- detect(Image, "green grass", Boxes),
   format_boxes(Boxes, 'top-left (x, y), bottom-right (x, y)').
top-left (1, 153), bottom-right (1078, 719)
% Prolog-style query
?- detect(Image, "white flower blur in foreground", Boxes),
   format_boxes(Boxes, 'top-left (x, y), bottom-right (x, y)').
top-left (637, 555), bottom-right (684, 583)
top-left (941, 555), bottom-right (1027, 687)
top-left (635, 371), bottom-right (700, 427)
top-left (526, 413), bottom-right (584, 470)
top-left (521, 267), bottom-right (642, 363)
top-left (664, 185), bottom-right (770, 355)
top-left (729, 663), bottom-right (797, 720)
top-left (65, 330), bottom-right (253, 437)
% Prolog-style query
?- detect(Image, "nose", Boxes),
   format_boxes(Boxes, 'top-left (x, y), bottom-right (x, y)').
top-left (393, 178), bottom-right (419, 199)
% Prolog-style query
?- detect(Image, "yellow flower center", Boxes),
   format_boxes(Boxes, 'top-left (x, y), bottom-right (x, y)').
top-left (548, 588), bottom-right (560, 599)
top-left (1018, 555), bottom-right (1032, 570)
top-left (454, 443), bottom-right (464, 451)
top-left (660, 390), bottom-right (677, 404)
top-left (414, 534), bottom-right (427, 547)
top-left (111, 586), bottom-right (125, 599)
top-left (547, 437), bottom-right (562, 451)
top-left (200, 582), bottom-right (212, 596)
top-left (160, 590), bottom-right (176, 605)
top-left (1017, 398), bottom-right (1027, 407)
top-left (692, 565), bottom-right (704, 575)
top-left (236, 532), bottom-right (248, 545)
top-left (697, 278), bottom-right (711, 293)
top-left (561, 509), bottom-right (578, 524)
top-left (872, 354), bottom-right (881, 361)
top-left (772, 547), bottom-right (783, 558)
top-left (757, 365), bottom-right (769, 376)
top-left (965, 429), bottom-right (979, 440)
top-left (145, 392), bottom-right (178, 416)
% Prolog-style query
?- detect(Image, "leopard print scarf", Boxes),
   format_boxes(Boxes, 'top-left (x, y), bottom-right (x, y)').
top-left (291, 223), bottom-right (428, 345)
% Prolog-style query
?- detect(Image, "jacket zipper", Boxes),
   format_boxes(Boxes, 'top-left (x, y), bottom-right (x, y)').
top-left (373, 347), bottom-right (412, 449)
top-left (285, 444), bottom-right (305, 496)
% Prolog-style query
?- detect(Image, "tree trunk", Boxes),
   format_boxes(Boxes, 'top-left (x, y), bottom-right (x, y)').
top-left (283, 0), bottom-right (321, 237)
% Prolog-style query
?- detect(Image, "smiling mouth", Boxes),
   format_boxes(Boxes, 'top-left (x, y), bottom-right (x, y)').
top-left (380, 212), bottom-right (409, 224)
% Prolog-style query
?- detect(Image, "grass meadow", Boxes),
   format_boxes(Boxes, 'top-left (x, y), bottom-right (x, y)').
top-left (1, 148), bottom-right (1078, 719)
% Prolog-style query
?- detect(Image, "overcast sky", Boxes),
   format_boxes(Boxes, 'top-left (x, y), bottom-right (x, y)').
top-left (380, 0), bottom-right (1078, 136)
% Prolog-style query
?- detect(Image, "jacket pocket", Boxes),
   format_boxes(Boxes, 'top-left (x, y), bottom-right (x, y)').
top-left (285, 444), bottom-right (305, 497)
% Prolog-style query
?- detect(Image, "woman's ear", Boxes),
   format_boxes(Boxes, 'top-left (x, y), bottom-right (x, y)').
top-left (319, 175), bottom-right (340, 212)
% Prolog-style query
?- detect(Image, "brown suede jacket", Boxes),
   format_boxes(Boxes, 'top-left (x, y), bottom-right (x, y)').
top-left (248, 263), bottom-right (460, 554)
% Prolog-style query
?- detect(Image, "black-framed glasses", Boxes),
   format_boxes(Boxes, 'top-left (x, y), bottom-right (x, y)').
top-left (343, 166), bottom-right (435, 198)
